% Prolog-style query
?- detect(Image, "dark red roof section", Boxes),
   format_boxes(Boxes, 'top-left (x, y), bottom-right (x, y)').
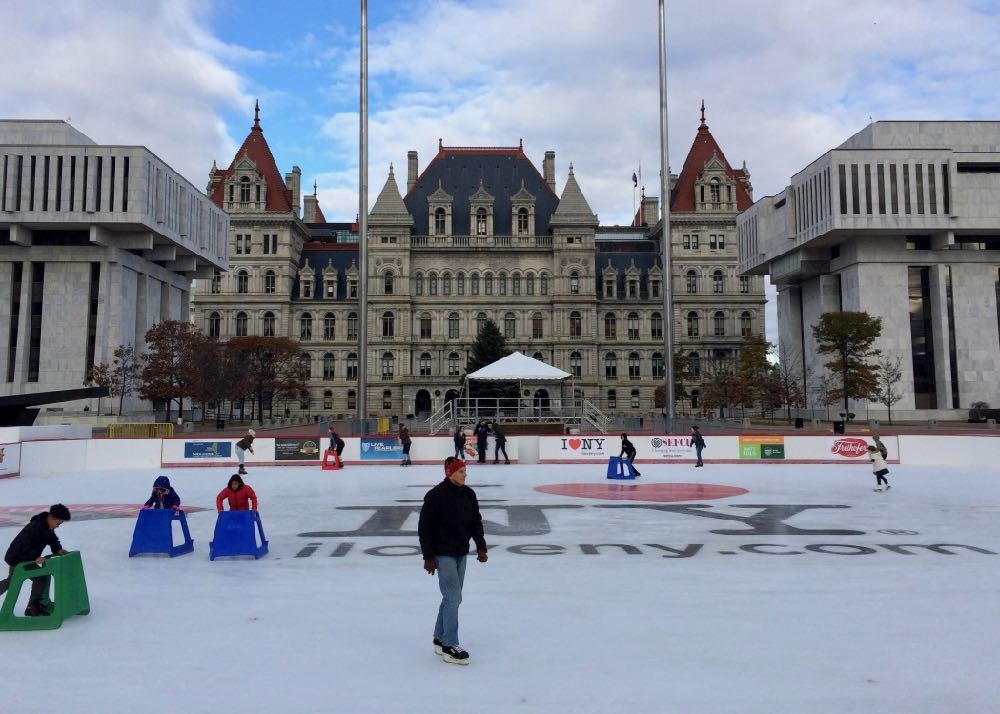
top-left (670, 116), bottom-right (752, 213)
top-left (209, 105), bottom-right (293, 213)
top-left (314, 202), bottom-right (327, 223)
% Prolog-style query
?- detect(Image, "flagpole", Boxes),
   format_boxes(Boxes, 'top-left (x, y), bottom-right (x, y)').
top-left (357, 0), bottom-right (369, 428)
top-left (658, 0), bottom-right (675, 434)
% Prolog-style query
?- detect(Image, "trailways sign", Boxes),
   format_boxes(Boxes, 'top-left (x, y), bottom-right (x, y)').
top-left (296, 504), bottom-right (996, 559)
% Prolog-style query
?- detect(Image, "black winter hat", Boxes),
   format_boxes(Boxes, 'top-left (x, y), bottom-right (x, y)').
top-left (49, 504), bottom-right (72, 521)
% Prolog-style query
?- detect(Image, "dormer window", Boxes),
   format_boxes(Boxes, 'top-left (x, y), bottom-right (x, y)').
top-left (239, 177), bottom-right (251, 203)
top-left (435, 208), bottom-right (447, 235)
top-left (476, 208), bottom-right (488, 236)
top-left (469, 181), bottom-right (495, 236)
top-left (709, 178), bottom-right (721, 204)
top-left (517, 208), bottom-right (529, 234)
top-left (302, 280), bottom-right (312, 298)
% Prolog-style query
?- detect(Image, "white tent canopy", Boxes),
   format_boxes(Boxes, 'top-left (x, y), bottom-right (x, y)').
top-left (466, 351), bottom-right (571, 381)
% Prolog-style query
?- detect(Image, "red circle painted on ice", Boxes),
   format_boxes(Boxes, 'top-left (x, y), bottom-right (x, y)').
top-left (534, 483), bottom-right (748, 502)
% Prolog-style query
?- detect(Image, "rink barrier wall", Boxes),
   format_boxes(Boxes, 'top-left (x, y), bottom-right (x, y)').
top-left (0, 425), bottom-right (92, 443)
top-left (6, 434), bottom-right (1000, 476)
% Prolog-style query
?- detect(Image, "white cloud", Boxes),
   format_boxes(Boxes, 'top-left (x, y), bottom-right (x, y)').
top-left (0, 0), bottom-right (251, 188)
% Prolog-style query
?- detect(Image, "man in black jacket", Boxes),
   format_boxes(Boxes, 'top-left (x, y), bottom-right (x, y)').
top-left (0, 504), bottom-right (71, 616)
top-left (235, 428), bottom-right (255, 475)
top-left (418, 457), bottom-right (488, 665)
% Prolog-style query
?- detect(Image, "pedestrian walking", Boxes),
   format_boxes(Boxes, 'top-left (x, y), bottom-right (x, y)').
top-left (868, 444), bottom-right (891, 491)
top-left (689, 425), bottom-right (706, 467)
top-left (619, 433), bottom-right (641, 476)
top-left (399, 423), bottom-right (412, 466)
top-left (235, 429), bottom-right (255, 475)
top-left (418, 457), bottom-right (488, 665)
top-left (493, 423), bottom-right (510, 464)
top-left (453, 425), bottom-right (467, 460)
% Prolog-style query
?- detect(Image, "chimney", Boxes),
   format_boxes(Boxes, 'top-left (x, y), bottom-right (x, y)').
top-left (543, 151), bottom-right (555, 192)
top-left (641, 196), bottom-right (659, 227)
top-left (286, 166), bottom-right (302, 217)
top-left (407, 151), bottom-right (418, 193)
top-left (303, 194), bottom-right (318, 223)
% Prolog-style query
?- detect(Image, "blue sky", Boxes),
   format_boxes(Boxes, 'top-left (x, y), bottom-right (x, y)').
top-left (5, 0), bottom-right (1000, 346)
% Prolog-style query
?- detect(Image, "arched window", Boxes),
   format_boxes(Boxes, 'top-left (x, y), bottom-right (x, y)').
top-left (346, 352), bottom-right (358, 380)
top-left (239, 176), bottom-right (251, 202)
top-left (381, 352), bottom-right (394, 379)
top-left (569, 311), bottom-right (582, 338)
top-left (650, 312), bottom-right (663, 339)
top-left (627, 312), bottom-right (640, 340)
top-left (512, 273), bottom-right (521, 295)
top-left (532, 312), bottom-right (544, 339)
top-left (471, 274), bottom-right (480, 295)
top-left (347, 390), bottom-right (357, 410)
top-left (630, 389), bottom-right (641, 409)
top-left (442, 273), bottom-right (452, 296)
top-left (686, 270), bottom-right (698, 294)
top-left (570, 351), bottom-right (582, 377)
top-left (457, 273), bottom-right (465, 296)
top-left (298, 353), bottom-right (311, 379)
top-left (540, 273), bottom-right (549, 295)
top-left (448, 352), bottom-right (460, 376)
top-left (413, 273), bottom-right (423, 296)
top-left (448, 312), bottom-right (460, 339)
top-left (713, 270), bottom-right (725, 294)
top-left (347, 312), bottom-right (358, 340)
top-left (429, 274), bottom-right (438, 296)
top-left (211, 271), bottom-right (222, 294)
top-left (476, 207), bottom-right (488, 235)
top-left (382, 311), bottom-right (395, 338)
top-left (526, 274), bottom-right (535, 295)
top-left (382, 390), bottom-right (392, 410)
top-left (628, 352), bottom-right (641, 379)
top-left (687, 311), bottom-right (700, 337)
top-left (652, 352), bottom-right (664, 378)
top-left (607, 389), bottom-right (617, 409)
top-left (498, 273), bottom-right (507, 296)
top-left (689, 351), bottom-right (701, 378)
top-left (300, 313), bottom-right (313, 340)
top-left (384, 271), bottom-right (394, 295)
top-left (323, 390), bottom-right (333, 410)
top-left (235, 311), bottom-right (248, 337)
top-left (420, 313), bottom-right (432, 339)
top-left (237, 270), bottom-right (249, 294)
top-left (208, 312), bottom-right (221, 338)
top-left (504, 312), bottom-right (516, 339)
top-left (740, 311), bottom-right (753, 337)
top-left (533, 352), bottom-right (545, 361)
top-left (476, 312), bottom-right (488, 336)
top-left (604, 312), bottom-right (617, 339)
top-left (434, 207), bottom-right (446, 235)
top-left (419, 352), bottom-right (432, 376)
top-left (605, 352), bottom-right (618, 379)
top-left (263, 311), bottom-right (276, 337)
top-left (323, 353), bottom-right (335, 379)
top-left (569, 271), bottom-right (580, 294)
top-left (324, 312), bottom-right (335, 339)
top-left (710, 178), bottom-right (721, 204)
top-left (517, 207), bottom-right (529, 234)
top-left (714, 311), bottom-right (726, 336)
top-left (484, 272), bottom-right (493, 295)
top-left (264, 270), bottom-right (276, 294)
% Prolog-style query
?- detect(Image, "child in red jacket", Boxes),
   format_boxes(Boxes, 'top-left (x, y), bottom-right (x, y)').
top-left (216, 474), bottom-right (258, 512)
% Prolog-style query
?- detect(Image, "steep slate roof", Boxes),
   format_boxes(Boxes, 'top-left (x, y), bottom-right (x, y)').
top-left (209, 102), bottom-right (293, 212)
top-left (403, 143), bottom-right (560, 235)
top-left (370, 165), bottom-right (414, 226)
top-left (550, 164), bottom-right (598, 226)
top-left (294, 243), bottom-right (359, 301)
top-left (595, 234), bottom-right (663, 300)
top-left (670, 110), bottom-right (752, 213)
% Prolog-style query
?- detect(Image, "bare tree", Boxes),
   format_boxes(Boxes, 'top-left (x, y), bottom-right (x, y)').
top-left (873, 354), bottom-right (904, 424)
top-left (775, 343), bottom-right (807, 423)
top-left (85, 363), bottom-right (113, 416)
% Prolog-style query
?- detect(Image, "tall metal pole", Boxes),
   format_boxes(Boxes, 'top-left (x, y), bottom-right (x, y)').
top-left (658, 0), bottom-right (675, 433)
top-left (357, 0), bottom-right (369, 426)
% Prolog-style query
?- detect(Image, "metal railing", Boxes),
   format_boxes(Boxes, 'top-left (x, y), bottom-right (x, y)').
top-left (425, 397), bottom-right (609, 434)
top-left (108, 423), bottom-right (174, 439)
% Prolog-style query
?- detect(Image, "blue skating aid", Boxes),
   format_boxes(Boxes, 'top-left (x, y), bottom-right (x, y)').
top-left (209, 510), bottom-right (269, 560)
top-left (607, 455), bottom-right (637, 480)
top-left (129, 508), bottom-right (195, 557)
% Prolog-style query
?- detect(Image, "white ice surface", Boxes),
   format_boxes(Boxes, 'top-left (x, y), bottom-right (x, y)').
top-left (2, 462), bottom-right (999, 714)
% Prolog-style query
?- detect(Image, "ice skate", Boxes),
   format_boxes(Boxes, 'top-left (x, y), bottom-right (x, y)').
top-left (873, 487), bottom-right (883, 492)
top-left (441, 645), bottom-right (469, 665)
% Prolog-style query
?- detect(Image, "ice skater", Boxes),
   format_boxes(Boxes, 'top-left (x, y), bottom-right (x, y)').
top-left (689, 425), bottom-right (706, 467)
top-left (399, 422), bottom-right (412, 466)
top-left (142, 475), bottom-right (181, 510)
top-left (235, 428), bottom-right (255, 475)
top-left (418, 457), bottom-right (488, 665)
top-left (473, 418), bottom-right (490, 464)
top-left (453, 425), bottom-right (467, 460)
top-left (868, 444), bottom-right (891, 491)
top-left (216, 474), bottom-right (259, 512)
top-left (873, 434), bottom-right (888, 460)
top-left (328, 425), bottom-right (345, 465)
top-left (0, 504), bottom-right (72, 617)
top-left (619, 433), bottom-right (640, 476)
top-left (493, 423), bottom-right (510, 464)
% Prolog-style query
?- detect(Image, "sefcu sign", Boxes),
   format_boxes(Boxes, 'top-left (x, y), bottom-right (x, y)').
top-left (647, 436), bottom-right (696, 460)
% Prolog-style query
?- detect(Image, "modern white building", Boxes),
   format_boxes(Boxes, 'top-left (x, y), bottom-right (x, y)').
top-left (739, 121), bottom-right (1000, 419)
top-left (0, 120), bottom-right (229, 417)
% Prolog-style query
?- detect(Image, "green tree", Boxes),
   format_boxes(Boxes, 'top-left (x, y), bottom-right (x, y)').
top-left (464, 318), bottom-right (516, 401)
top-left (734, 335), bottom-right (773, 415)
top-left (812, 311), bottom-right (882, 415)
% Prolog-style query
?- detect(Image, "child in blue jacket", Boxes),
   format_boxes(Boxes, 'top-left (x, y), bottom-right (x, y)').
top-left (143, 476), bottom-right (181, 510)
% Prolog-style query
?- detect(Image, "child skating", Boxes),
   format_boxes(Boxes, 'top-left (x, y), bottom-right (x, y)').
top-left (868, 444), bottom-right (891, 491)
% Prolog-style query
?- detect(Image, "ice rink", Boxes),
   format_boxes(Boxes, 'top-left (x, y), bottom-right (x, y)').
top-left (2, 460), bottom-right (999, 714)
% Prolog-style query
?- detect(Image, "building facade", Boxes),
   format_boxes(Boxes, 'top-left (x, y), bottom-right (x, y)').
top-left (1, 120), bottom-right (228, 410)
top-left (738, 121), bottom-right (1000, 418)
top-left (192, 107), bottom-right (765, 420)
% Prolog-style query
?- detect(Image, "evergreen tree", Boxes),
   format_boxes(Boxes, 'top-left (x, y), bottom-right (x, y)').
top-left (464, 319), bottom-right (517, 400)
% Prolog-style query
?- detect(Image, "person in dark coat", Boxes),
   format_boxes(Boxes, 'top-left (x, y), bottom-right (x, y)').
top-left (0, 504), bottom-right (71, 617)
top-left (493, 423), bottom-right (510, 464)
top-left (689, 425), bottom-right (707, 467)
top-left (399, 423), bottom-right (412, 466)
top-left (453, 425), bottom-right (467, 460)
top-left (418, 458), bottom-right (488, 665)
top-left (143, 475), bottom-right (181, 510)
top-left (328, 426), bottom-right (345, 459)
top-left (619, 433), bottom-right (641, 476)
top-left (473, 419), bottom-right (490, 464)
top-left (235, 429), bottom-right (255, 475)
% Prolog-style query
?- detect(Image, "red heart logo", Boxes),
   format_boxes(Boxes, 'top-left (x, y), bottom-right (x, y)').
top-left (568, 439), bottom-right (582, 450)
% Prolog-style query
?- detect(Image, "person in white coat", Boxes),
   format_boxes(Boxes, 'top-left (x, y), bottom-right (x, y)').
top-left (867, 444), bottom-right (891, 491)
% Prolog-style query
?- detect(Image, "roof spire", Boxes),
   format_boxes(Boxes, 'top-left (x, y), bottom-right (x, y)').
top-left (700, 99), bottom-right (706, 126)
top-left (253, 99), bottom-right (261, 130)
top-left (313, 179), bottom-right (318, 196)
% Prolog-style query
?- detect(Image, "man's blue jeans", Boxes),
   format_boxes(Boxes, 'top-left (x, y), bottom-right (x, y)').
top-left (434, 555), bottom-right (467, 647)
top-left (695, 445), bottom-right (704, 466)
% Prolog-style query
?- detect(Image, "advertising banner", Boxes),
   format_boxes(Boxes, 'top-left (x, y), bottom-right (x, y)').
top-left (645, 435), bottom-right (697, 460)
top-left (739, 435), bottom-right (786, 459)
top-left (360, 437), bottom-right (404, 461)
top-left (781, 435), bottom-right (898, 462)
top-left (183, 441), bottom-right (232, 459)
top-left (538, 435), bottom-right (615, 462)
top-left (275, 438), bottom-right (323, 461)
top-left (0, 442), bottom-right (21, 478)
